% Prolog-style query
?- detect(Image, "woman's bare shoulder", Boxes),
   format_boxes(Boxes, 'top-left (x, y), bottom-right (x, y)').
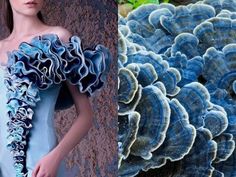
top-left (0, 37), bottom-right (11, 52)
top-left (47, 26), bottom-right (72, 43)
top-left (0, 40), bottom-right (3, 54)
top-left (0, 37), bottom-right (12, 62)
top-left (0, 38), bottom-right (8, 47)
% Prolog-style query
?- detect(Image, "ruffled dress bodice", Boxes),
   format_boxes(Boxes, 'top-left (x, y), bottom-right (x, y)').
top-left (0, 33), bottom-right (112, 177)
top-left (0, 65), bottom-right (66, 177)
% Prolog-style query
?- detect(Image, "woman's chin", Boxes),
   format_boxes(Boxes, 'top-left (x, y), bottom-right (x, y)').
top-left (20, 10), bottom-right (41, 17)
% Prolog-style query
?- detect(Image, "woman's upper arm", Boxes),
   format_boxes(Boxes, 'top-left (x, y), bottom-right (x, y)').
top-left (65, 80), bottom-right (92, 115)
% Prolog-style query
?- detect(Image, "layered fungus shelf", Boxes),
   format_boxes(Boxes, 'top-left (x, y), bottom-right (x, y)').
top-left (118, 0), bottom-right (236, 176)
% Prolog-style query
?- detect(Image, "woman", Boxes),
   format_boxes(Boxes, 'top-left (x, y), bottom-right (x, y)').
top-left (0, 0), bottom-right (111, 177)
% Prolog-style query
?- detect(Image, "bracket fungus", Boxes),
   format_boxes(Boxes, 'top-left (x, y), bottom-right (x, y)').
top-left (118, 0), bottom-right (236, 176)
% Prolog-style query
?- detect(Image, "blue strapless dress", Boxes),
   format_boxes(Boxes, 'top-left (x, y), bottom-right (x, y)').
top-left (0, 64), bottom-right (66, 177)
top-left (0, 33), bottom-right (111, 177)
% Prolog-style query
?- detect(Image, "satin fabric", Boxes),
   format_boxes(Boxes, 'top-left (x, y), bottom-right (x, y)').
top-left (0, 65), bottom-right (66, 177)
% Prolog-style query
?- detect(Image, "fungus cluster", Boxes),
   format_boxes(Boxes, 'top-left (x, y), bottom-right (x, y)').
top-left (118, 0), bottom-right (236, 176)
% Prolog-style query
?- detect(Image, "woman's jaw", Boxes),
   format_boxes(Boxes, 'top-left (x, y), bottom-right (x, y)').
top-left (9, 0), bottom-right (44, 17)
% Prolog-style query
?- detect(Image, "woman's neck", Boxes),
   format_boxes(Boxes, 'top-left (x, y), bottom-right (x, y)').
top-left (9, 13), bottom-right (47, 40)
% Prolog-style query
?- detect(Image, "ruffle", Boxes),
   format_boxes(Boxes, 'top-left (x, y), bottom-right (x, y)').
top-left (6, 34), bottom-right (112, 109)
top-left (4, 33), bottom-right (112, 176)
